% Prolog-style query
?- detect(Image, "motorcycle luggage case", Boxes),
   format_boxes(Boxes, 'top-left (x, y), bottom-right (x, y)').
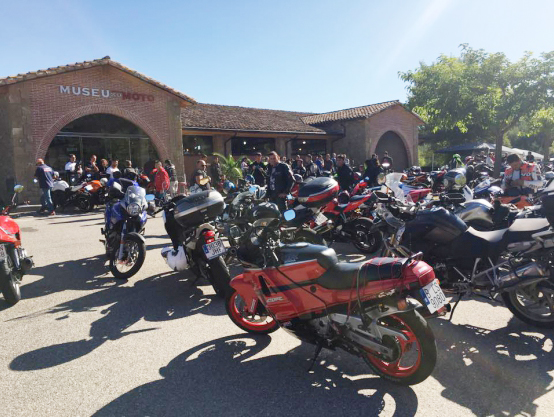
top-left (541, 181), bottom-right (554, 225)
top-left (174, 190), bottom-right (224, 227)
top-left (297, 177), bottom-right (339, 208)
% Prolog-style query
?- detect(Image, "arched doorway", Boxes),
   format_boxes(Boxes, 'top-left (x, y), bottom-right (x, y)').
top-left (45, 114), bottom-right (160, 174)
top-left (375, 131), bottom-right (409, 170)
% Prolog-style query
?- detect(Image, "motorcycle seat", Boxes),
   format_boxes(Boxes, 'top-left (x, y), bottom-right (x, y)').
top-left (317, 257), bottom-right (406, 290)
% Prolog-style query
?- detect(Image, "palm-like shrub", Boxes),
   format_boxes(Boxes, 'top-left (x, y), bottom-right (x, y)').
top-left (213, 153), bottom-right (246, 183)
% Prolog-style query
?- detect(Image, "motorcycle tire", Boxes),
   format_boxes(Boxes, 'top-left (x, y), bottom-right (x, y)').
top-left (225, 290), bottom-right (279, 334)
top-left (207, 257), bottom-right (232, 298)
top-left (0, 259), bottom-right (21, 305)
top-left (351, 218), bottom-right (383, 254)
top-left (109, 234), bottom-right (146, 280)
top-left (77, 195), bottom-right (93, 212)
top-left (501, 285), bottom-right (554, 328)
top-left (363, 310), bottom-right (436, 386)
top-left (292, 228), bottom-right (327, 246)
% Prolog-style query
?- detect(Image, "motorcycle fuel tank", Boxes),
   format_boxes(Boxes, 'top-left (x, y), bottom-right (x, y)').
top-left (456, 199), bottom-right (494, 229)
top-left (403, 207), bottom-right (468, 246)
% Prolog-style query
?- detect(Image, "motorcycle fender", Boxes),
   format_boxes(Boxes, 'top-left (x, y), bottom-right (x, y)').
top-left (230, 274), bottom-right (258, 314)
top-left (126, 231), bottom-right (145, 243)
top-left (194, 223), bottom-right (216, 239)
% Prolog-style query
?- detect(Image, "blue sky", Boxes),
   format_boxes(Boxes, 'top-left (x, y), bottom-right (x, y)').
top-left (2, 0), bottom-right (553, 113)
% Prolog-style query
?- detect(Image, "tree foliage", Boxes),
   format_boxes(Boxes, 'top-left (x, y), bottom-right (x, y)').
top-left (213, 153), bottom-right (246, 182)
top-left (400, 45), bottom-right (554, 174)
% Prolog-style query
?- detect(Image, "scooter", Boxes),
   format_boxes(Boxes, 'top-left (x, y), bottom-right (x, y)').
top-left (226, 210), bottom-right (448, 386)
top-left (0, 185), bottom-right (34, 305)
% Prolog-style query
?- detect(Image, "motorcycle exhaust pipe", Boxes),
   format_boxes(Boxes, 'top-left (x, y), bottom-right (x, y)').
top-left (20, 257), bottom-right (34, 273)
top-left (495, 262), bottom-right (548, 289)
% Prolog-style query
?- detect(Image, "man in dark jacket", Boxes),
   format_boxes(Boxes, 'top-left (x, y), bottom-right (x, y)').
top-left (249, 152), bottom-right (267, 186)
top-left (35, 158), bottom-right (55, 215)
top-left (304, 154), bottom-right (320, 178)
top-left (363, 154), bottom-right (381, 186)
top-left (293, 158), bottom-right (307, 178)
top-left (336, 154), bottom-right (354, 191)
top-left (267, 151), bottom-right (294, 211)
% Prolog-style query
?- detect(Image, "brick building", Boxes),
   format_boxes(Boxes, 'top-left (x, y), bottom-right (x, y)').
top-left (0, 57), bottom-right (422, 202)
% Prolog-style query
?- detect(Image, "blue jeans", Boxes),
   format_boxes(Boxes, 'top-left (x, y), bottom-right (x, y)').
top-left (40, 188), bottom-right (54, 212)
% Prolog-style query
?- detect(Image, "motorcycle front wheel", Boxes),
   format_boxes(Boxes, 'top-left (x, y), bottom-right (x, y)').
top-left (225, 290), bottom-right (279, 334)
top-left (502, 282), bottom-right (554, 328)
top-left (76, 194), bottom-right (93, 212)
top-left (351, 218), bottom-right (383, 254)
top-left (291, 228), bottom-right (327, 246)
top-left (109, 234), bottom-right (146, 280)
top-left (362, 310), bottom-right (437, 385)
top-left (0, 258), bottom-right (21, 305)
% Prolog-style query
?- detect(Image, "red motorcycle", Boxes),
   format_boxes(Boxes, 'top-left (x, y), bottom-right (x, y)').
top-left (0, 185), bottom-right (34, 305)
top-left (226, 214), bottom-right (448, 385)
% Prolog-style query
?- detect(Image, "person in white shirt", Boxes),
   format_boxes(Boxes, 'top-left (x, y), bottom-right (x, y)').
top-left (64, 154), bottom-right (77, 182)
top-left (105, 160), bottom-right (120, 179)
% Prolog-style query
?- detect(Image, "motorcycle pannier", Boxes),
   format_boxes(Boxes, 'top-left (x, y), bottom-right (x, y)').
top-left (174, 190), bottom-right (224, 227)
top-left (297, 177), bottom-right (339, 208)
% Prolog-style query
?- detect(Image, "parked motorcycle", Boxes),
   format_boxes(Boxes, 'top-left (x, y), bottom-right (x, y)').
top-left (160, 190), bottom-right (231, 297)
top-left (0, 185), bottom-right (34, 305)
top-left (374, 184), bottom-right (554, 328)
top-left (225, 209), bottom-right (448, 385)
top-left (51, 174), bottom-right (101, 212)
top-left (102, 179), bottom-right (150, 279)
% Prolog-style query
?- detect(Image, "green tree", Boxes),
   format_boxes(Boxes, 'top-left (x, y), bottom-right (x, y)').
top-left (400, 45), bottom-right (554, 175)
top-left (526, 108), bottom-right (554, 162)
top-left (213, 153), bottom-right (246, 183)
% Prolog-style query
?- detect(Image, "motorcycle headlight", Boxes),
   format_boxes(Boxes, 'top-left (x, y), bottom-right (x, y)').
top-left (454, 173), bottom-right (466, 187)
top-left (443, 178), bottom-right (449, 187)
top-left (126, 203), bottom-right (141, 216)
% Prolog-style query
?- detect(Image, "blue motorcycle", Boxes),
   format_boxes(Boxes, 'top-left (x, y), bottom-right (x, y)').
top-left (102, 179), bottom-right (153, 279)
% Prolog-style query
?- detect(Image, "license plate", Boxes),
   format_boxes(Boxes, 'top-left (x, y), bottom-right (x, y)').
top-left (420, 280), bottom-right (447, 314)
top-left (203, 239), bottom-right (226, 260)
top-left (0, 245), bottom-right (6, 261)
top-left (314, 213), bottom-right (327, 225)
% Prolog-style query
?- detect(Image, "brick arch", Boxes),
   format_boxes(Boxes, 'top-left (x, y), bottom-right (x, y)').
top-left (370, 128), bottom-right (413, 166)
top-left (36, 104), bottom-right (168, 159)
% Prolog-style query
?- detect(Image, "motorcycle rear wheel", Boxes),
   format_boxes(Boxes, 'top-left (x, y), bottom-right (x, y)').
top-left (502, 283), bottom-right (554, 328)
top-left (77, 195), bottom-right (93, 212)
top-left (109, 234), bottom-right (146, 280)
top-left (362, 310), bottom-right (436, 385)
top-left (0, 258), bottom-right (21, 305)
top-left (206, 257), bottom-right (232, 298)
top-left (351, 218), bottom-right (383, 254)
top-left (225, 290), bottom-right (279, 334)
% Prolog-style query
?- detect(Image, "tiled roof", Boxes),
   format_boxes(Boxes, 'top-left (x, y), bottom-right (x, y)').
top-left (301, 100), bottom-right (408, 124)
top-left (181, 103), bottom-right (328, 134)
top-left (0, 56), bottom-right (196, 104)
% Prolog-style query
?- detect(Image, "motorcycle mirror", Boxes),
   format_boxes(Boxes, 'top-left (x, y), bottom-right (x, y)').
top-left (145, 194), bottom-right (156, 202)
top-left (286, 194), bottom-right (293, 200)
top-left (283, 210), bottom-right (296, 221)
top-left (13, 185), bottom-right (24, 194)
top-left (248, 185), bottom-right (258, 194)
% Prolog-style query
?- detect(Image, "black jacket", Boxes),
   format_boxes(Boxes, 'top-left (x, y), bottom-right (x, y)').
top-left (305, 162), bottom-right (320, 178)
top-left (336, 164), bottom-right (354, 191)
top-left (249, 161), bottom-right (267, 186)
top-left (267, 162), bottom-right (294, 197)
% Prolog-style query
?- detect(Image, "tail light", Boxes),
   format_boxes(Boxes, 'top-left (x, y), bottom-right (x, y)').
top-left (204, 230), bottom-right (216, 244)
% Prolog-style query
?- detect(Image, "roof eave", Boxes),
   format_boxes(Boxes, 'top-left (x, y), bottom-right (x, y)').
top-left (181, 126), bottom-right (335, 136)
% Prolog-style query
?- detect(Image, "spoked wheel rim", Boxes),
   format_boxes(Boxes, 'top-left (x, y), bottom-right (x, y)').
top-left (365, 315), bottom-right (422, 378)
top-left (114, 241), bottom-right (140, 273)
top-left (508, 283), bottom-right (554, 323)
top-left (227, 292), bottom-right (276, 331)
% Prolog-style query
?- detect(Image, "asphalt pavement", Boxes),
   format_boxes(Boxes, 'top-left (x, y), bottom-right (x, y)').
top-left (0, 211), bottom-right (553, 416)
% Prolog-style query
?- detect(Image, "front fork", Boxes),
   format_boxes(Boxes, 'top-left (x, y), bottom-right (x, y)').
top-left (117, 222), bottom-right (127, 260)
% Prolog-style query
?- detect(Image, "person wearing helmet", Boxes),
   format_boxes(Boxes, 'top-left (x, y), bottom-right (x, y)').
top-left (448, 154), bottom-right (464, 170)
top-left (464, 156), bottom-right (474, 166)
top-left (249, 152), bottom-right (267, 187)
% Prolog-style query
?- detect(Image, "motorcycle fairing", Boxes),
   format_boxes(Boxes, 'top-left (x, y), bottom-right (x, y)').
top-left (0, 215), bottom-right (20, 245)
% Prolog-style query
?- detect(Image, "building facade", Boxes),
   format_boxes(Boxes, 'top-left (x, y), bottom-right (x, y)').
top-left (0, 57), bottom-right (422, 202)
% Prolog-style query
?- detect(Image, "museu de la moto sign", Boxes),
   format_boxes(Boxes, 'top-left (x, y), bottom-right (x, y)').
top-left (58, 85), bottom-right (155, 102)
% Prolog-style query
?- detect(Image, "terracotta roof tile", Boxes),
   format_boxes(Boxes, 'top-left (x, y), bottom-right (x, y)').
top-left (0, 56), bottom-right (196, 104)
top-left (181, 103), bottom-right (327, 134)
top-left (301, 101), bottom-right (403, 124)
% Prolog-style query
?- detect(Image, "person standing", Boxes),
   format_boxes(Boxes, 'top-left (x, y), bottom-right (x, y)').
top-left (315, 155), bottom-right (323, 170)
top-left (323, 154), bottom-right (334, 172)
top-left (164, 159), bottom-right (179, 196)
top-left (154, 160), bottom-right (170, 199)
top-left (249, 152), bottom-right (267, 186)
top-left (526, 151), bottom-right (535, 163)
top-left (122, 160), bottom-right (138, 181)
top-left (209, 156), bottom-right (222, 191)
top-left (364, 154), bottom-right (381, 186)
top-left (85, 155), bottom-right (100, 180)
top-left (64, 154), bottom-right (77, 183)
top-left (336, 154), bottom-right (354, 191)
top-left (35, 158), bottom-right (55, 215)
top-left (190, 159), bottom-right (211, 193)
top-left (240, 157), bottom-right (249, 177)
top-left (304, 154), bottom-right (320, 178)
top-left (99, 159), bottom-right (109, 179)
top-left (381, 151), bottom-right (393, 168)
top-left (105, 160), bottom-right (120, 179)
top-left (293, 158), bottom-right (307, 178)
top-left (267, 151), bottom-right (294, 211)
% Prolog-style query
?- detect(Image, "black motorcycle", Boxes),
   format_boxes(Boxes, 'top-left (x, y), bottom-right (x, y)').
top-left (160, 190), bottom-right (232, 297)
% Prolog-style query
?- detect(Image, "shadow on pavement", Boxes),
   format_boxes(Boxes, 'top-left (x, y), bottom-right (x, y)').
top-left (92, 334), bottom-right (419, 417)
top-left (430, 317), bottom-right (554, 416)
top-left (10, 271), bottom-right (223, 371)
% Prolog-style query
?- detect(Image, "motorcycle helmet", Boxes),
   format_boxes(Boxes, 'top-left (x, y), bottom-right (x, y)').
top-left (161, 246), bottom-right (188, 271)
top-left (245, 175), bottom-right (255, 184)
top-left (100, 178), bottom-right (108, 186)
top-left (53, 171), bottom-right (60, 179)
top-left (464, 156), bottom-right (474, 165)
top-left (337, 190), bottom-right (350, 205)
top-left (249, 202), bottom-right (280, 227)
top-left (223, 180), bottom-right (236, 193)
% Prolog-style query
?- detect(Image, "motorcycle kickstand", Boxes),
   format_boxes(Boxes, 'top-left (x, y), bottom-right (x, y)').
top-left (307, 342), bottom-right (324, 372)
top-left (448, 294), bottom-right (463, 322)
